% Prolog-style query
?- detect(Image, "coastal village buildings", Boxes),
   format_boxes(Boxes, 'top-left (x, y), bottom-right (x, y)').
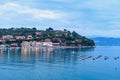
top-left (21, 41), bottom-right (60, 47)
top-left (52, 43), bottom-right (60, 46)
top-left (31, 41), bottom-right (42, 46)
top-left (0, 32), bottom-right (54, 47)
top-left (0, 28), bottom-right (95, 48)
top-left (42, 42), bottom-right (53, 47)
top-left (2, 35), bottom-right (14, 40)
top-left (21, 41), bottom-right (31, 47)
top-left (21, 41), bottom-right (55, 47)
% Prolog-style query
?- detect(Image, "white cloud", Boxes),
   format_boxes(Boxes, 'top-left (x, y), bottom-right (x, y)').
top-left (0, 2), bottom-right (65, 20)
top-left (0, 1), bottom-right (120, 37)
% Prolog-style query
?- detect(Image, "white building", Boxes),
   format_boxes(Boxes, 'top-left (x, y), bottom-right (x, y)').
top-left (42, 42), bottom-right (53, 47)
top-left (21, 41), bottom-right (53, 47)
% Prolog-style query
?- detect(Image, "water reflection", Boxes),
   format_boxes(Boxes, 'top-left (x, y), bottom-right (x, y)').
top-left (0, 47), bottom-right (95, 65)
top-left (0, 47), bottom-right (120, 80)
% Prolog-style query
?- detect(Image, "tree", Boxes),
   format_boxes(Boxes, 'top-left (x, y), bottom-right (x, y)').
top-left (46, 27), bottom-right (54, 31)
top-left (32, 27), bottom-right (37, 31)
top-left (72, 31), bottom-right (81, 39)
top-left (64, 29), bottom-right (67, 32)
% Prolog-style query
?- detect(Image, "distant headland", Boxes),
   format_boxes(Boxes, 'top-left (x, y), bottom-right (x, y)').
top-left (0, 27), bottom-right (95, 48)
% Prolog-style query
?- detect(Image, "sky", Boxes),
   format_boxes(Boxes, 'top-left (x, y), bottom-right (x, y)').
top-left (0, 0), bottom-right (120, 37)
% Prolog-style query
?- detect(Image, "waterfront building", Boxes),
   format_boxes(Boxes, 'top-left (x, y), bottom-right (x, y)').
top-left (42, 42), bottom-right (53, 47)
top-left (52, 43), bottom-right (60, 46)
top-left (21, 41), bottom-right (31, 47)
top-left (21, 41), bottom-right (54, 47)
top-left (11, 43), bottom-right (18, 47)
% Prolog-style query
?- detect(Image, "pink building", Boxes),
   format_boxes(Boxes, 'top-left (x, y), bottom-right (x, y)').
top-left (27, 35), bottom-right (33, 39)
top-left (35, 32), bottom-right (42, 36)
top-left (2, 35), bottom-right (13, 40)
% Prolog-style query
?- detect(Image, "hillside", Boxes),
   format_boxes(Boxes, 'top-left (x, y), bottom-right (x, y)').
top-left (0, 27), bottom-right (95, 47)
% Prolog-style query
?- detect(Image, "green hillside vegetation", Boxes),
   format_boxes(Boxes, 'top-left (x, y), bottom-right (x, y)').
top-left (0, 27), bottom-right (95, 47)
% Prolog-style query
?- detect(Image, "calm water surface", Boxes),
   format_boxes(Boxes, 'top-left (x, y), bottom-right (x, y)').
top-left (0, 46), bottom-right (120, 80)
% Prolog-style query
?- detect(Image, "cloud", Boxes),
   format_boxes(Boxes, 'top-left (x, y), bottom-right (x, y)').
top-left (0, 1), bottom-right (120, 37)
top-left (0, 2), bottom-right (65, 20)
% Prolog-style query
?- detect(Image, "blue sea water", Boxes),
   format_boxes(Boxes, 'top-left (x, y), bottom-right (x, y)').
top-left (0, 46), bottom-right (120, 80)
